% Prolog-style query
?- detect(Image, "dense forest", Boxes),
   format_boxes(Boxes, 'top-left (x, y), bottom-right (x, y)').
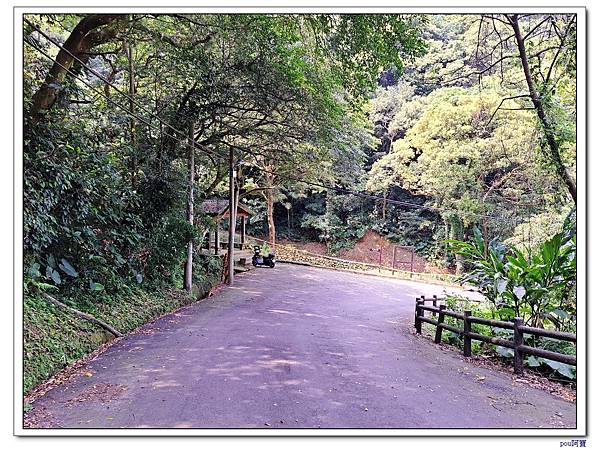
top-left (260, 15), bottom-right (576, 265)
top-left (22, 13), bottom-right (577, 391)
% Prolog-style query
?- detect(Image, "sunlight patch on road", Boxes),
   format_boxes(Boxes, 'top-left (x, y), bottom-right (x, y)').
top-left (267, 309), bottom-right (294, 315)
top-left (150, 380), bottom-right (182, 389)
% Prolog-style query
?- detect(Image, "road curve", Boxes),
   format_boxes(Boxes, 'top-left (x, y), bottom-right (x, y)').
top-left (26, 264), bottom-right (576, 429)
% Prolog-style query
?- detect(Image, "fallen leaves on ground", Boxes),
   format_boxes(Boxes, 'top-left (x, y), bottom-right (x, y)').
top-left (24, 339), bottom-right (122, 406)
top-left (65, 383), bottom-right (127, 406)
top-left (411, 328), bottom-right (576, 403)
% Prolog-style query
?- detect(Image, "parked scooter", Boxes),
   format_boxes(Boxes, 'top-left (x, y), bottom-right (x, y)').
top-left (252, 245), bottom-right (276, 268)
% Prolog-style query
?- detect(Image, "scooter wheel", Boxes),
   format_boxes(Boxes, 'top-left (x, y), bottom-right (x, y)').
top-left (269, 261), bottom-right (275, 268)
top-left (252, 260), bottom-right (258, 267)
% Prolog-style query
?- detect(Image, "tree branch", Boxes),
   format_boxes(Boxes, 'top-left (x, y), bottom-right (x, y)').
top-left (485, 94), bottom-right (532, 127)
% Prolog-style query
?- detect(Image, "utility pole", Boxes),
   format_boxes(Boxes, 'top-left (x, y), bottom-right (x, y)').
top-left (184, 122), bottom-right (194, 293)
top-left (227, 146), bottom-right (236, 285)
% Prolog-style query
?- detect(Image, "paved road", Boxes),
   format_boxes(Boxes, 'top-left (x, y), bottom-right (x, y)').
top-left (27, 264), bottom-right (575, 429)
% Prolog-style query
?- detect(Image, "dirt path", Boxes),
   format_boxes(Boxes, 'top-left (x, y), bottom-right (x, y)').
top-left (25, 264), bottom-right (575, 429)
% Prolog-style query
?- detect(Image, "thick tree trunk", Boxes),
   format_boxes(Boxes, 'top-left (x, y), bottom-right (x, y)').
top-left (29, 14), bottom-right (125, 119)
top-left (508, 15), bottom-right (577, 204)
top-left (184, 122), bottom-right (195, 293)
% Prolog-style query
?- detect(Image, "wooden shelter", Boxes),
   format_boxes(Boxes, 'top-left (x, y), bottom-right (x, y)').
top-left (201, 199), bottom-right (255, 254)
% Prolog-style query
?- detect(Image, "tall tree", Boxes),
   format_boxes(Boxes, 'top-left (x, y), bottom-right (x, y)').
top-left (473, 14), bottom-right (577, 203)
top-left (506, 14), bottom-right (576, 203)
top-left (27, 14), bottom-right (126, 119)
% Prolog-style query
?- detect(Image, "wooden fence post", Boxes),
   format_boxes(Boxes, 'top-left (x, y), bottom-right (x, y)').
top-left (414, 298), bottom-right (420, 329)
top-left (214, 227), bottom-right (220, 255)
top-left (513, 317), bottom-right (524, 375)
top-left (434, 304), bottom-right (446, 344)
top-left (415, 300), bottom-right (424, 334)
top-left (432, 295), bottom-right (438, 317)
top-left (463, 310), bottom-right (472, 357)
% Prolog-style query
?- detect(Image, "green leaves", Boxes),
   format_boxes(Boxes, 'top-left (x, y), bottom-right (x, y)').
top-left (450, 222), bottom-right (575, 329)
top-left (541, 359), bottom-right (576, 379)
top-left (513, 285), bottom-right (526, 300)
top-left (526, 355), bottom-right (542, 367)
top-left (89, 281), bottom-right (104, 292)
top-left (45, 266), bottom-right (61, 285)
top-left (27, 262), bottom-right (41, 279)
top-left (495, 346), bottom-right (514, 358)
top-left (29, 280), bottom-right (59, 292)
top-left (58, 258), bottom-right (78, 278)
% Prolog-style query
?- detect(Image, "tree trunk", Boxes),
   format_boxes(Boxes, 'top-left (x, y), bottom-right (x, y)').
top-left (124, 37), bottom-right (137, 187)
top-left (508, 14), bottom-right (577, 204)
top-left (233, 166), bottom-right (242, 246)
top-left (449, 214), bottom-right (465, 275)
top-left (184, 122), bottom-right (194, 293)
top-left (227, 147), bottom-right (236, 284)
top-left (29, 14), bottom-right (125, 119)
top-left (265, 171), bottom-right (276, 247)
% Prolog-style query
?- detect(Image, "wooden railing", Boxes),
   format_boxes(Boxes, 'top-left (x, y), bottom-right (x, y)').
top-left (414, 295), bottom-right (576, 374)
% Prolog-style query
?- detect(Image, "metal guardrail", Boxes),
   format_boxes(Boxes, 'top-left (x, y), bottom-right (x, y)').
top-left (414, 295), bottom-right (576, 374)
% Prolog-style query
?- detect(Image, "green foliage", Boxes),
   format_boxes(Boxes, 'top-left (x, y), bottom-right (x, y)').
top-left (143, 214), bottom-right (199, 288)
top-left (504, 207), bottom-right (571, 251)
top-left (363, 15), bottom-right (575, 270)
top-left (192, 254), bottom-right (223, 297)
top-left (24, 118), bottom-right (147, 292)
top-left (448, 223), bottom-right (576, 330)
top-left (440, 294), bottom-right (575, 380)
top-left (306, 14), bottom-right (428, 100)
top-left (370, 87), bottom-right (541, 225)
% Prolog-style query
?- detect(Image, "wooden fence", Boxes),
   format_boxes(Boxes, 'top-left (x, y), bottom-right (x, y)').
top-left (414, 295), bottom-right (576, 374)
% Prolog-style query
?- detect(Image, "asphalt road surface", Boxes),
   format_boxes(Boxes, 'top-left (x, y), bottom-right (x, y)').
top-left (27, 264), bottom-right (576, 429)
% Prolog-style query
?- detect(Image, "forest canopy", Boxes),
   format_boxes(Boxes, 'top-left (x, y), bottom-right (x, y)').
top-left (22, 11), bottom-right (577, 283)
